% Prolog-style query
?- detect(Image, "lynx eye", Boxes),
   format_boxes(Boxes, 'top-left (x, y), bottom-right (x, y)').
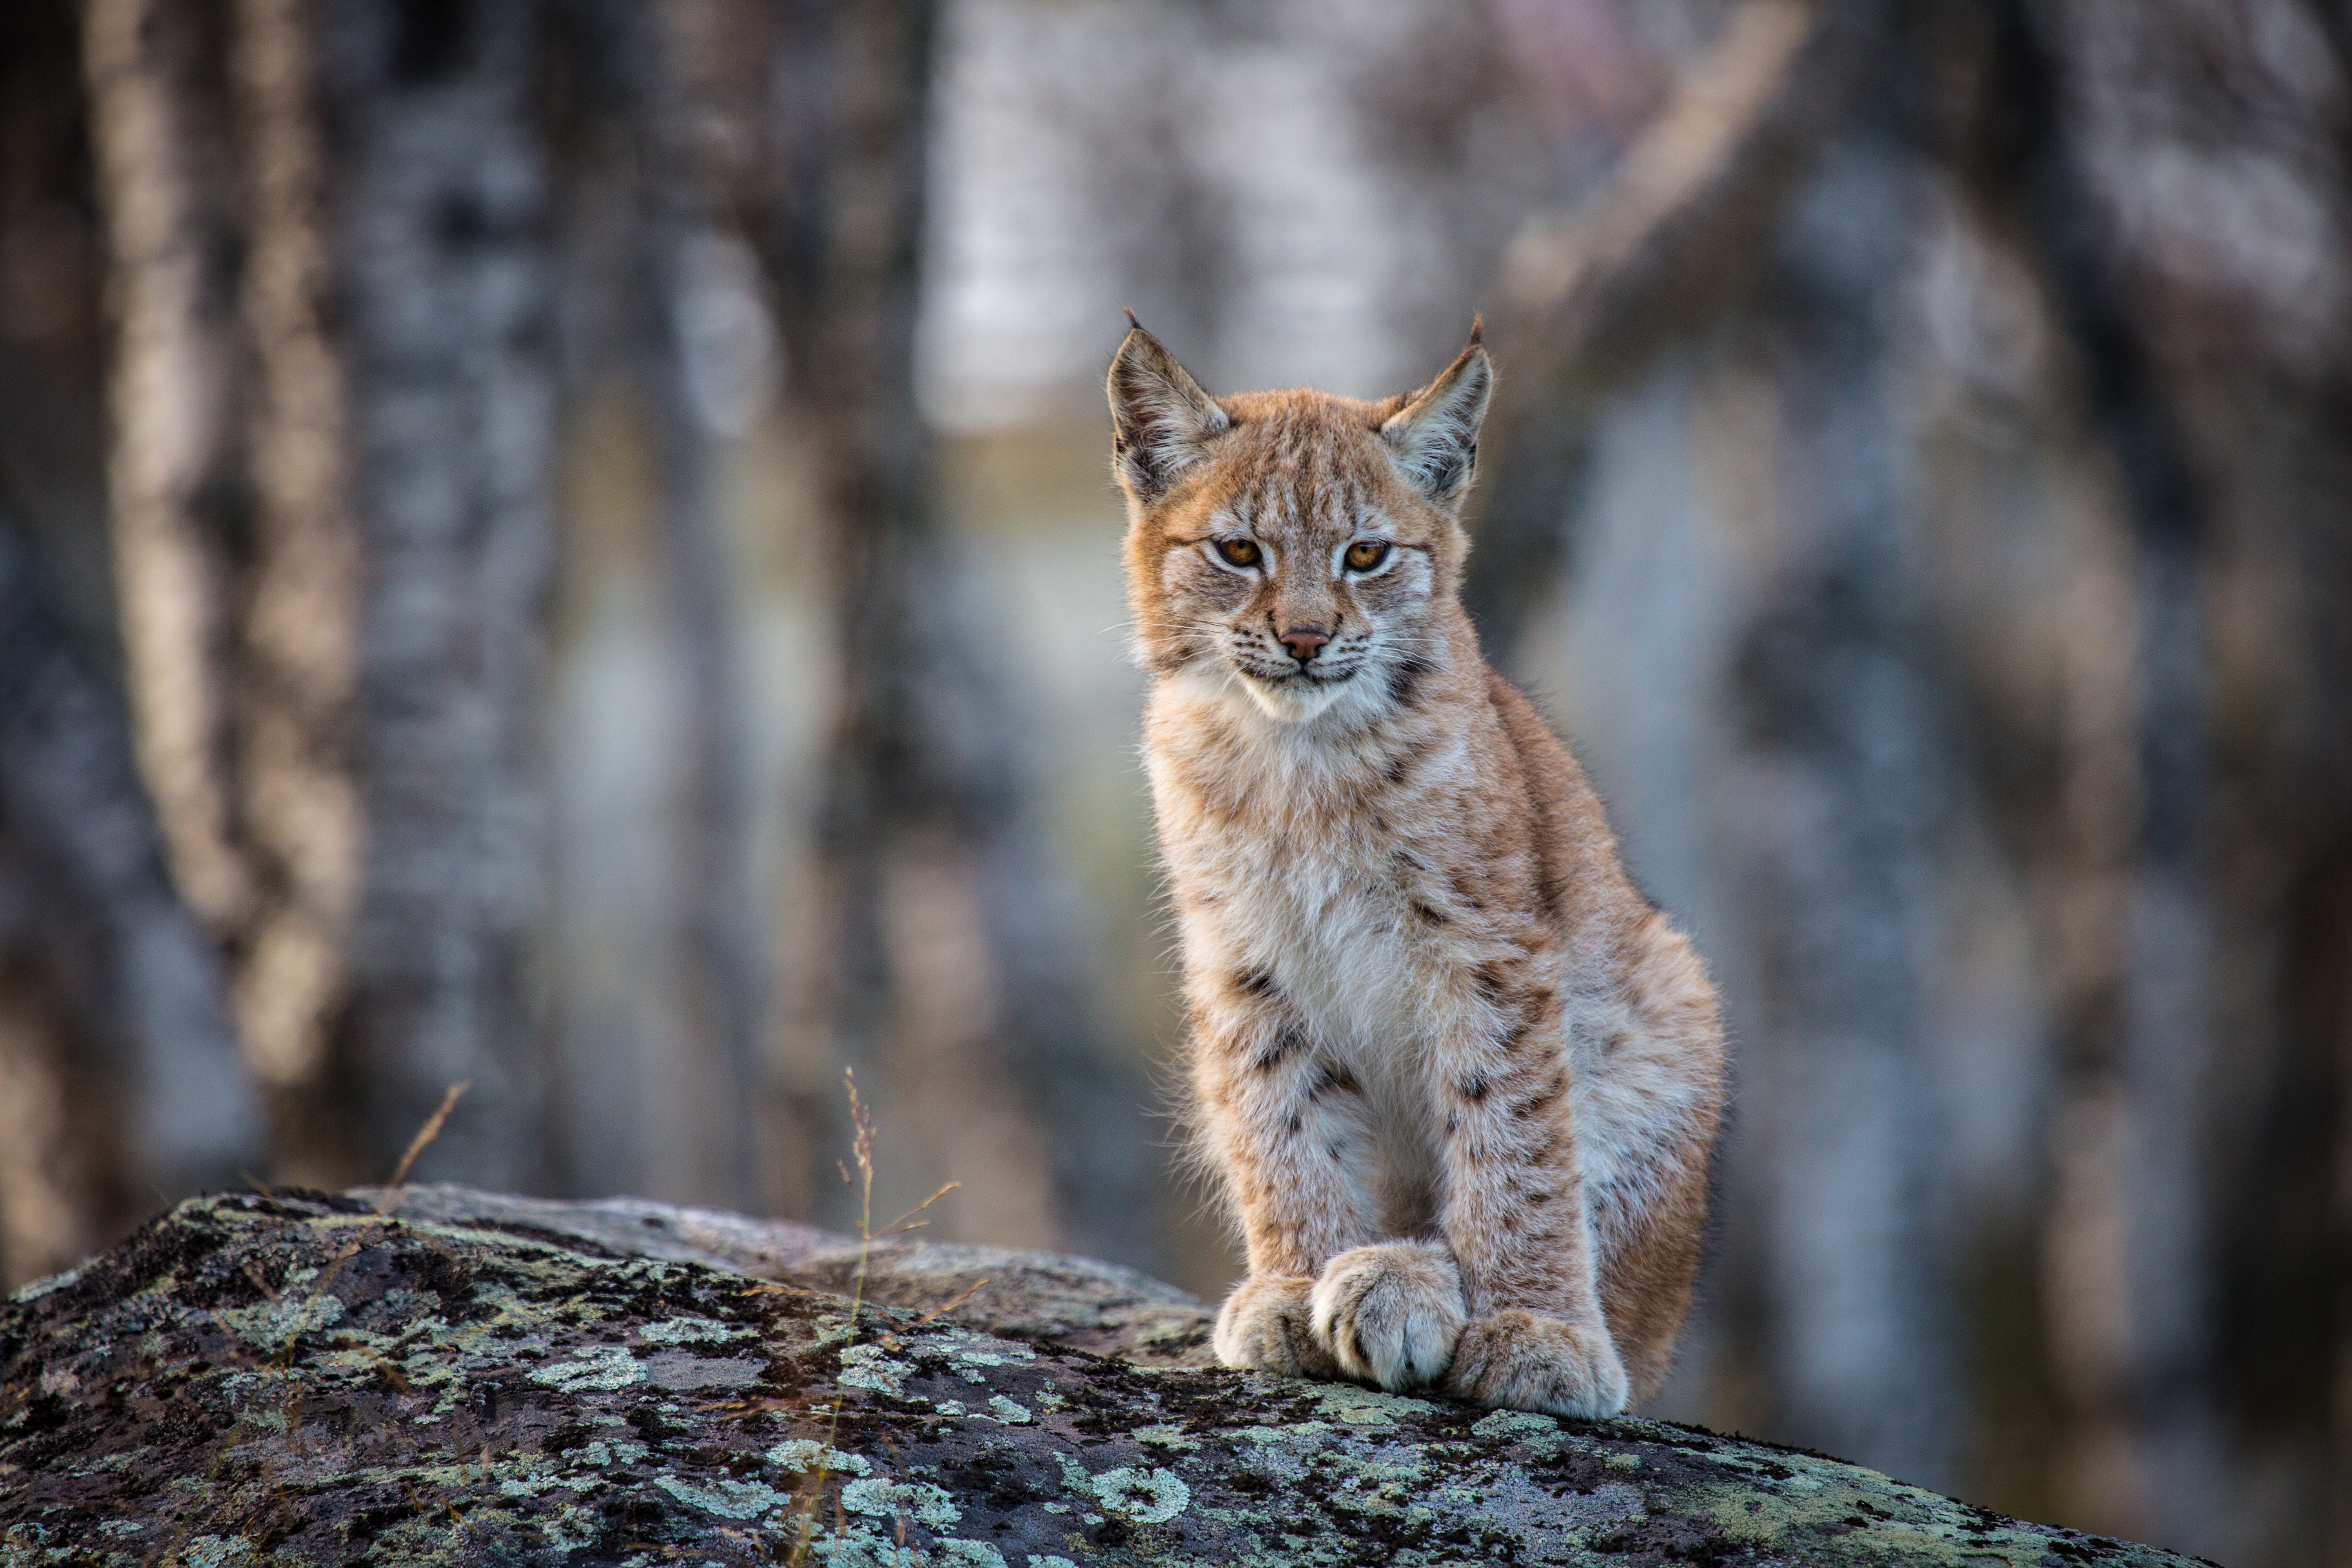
top-left (1215, 538), bottom-right (1262, 568)
top-left (1344, 540), bottom-right (1390, 572)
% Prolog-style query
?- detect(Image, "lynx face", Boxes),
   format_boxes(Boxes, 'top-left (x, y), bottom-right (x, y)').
top-left (1109, 324), bottom-right (1492, 724)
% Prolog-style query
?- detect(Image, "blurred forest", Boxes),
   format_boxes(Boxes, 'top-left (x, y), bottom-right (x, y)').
top-left (0, 0), bottom-right (2346, 1561)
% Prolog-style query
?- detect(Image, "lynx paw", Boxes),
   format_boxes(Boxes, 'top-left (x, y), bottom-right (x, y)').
top-left (1214, 1274), bottom-right (1339, 1377)
top-left (1309, 1243), bottom-right (1466, 1390)
top-left (1444, 1309), bottom-right (1630, 1417)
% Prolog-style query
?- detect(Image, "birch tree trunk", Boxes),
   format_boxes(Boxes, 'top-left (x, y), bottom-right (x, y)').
top-left (749, 0), bottom-right (1163, 1266)
top-left (1723, 111), bottom-right (1957, 1489)
top-left (1466, 0), bottom-right (1880, 666)
top-left (81, 0), bottom-right (256, 942)
top-left (0, 0), bottom-right (264, 1285)
top-left (0, 511), bottom-right (265, 1282)
top-left (635, 0), bottom-right (772, 1215)
top-left (229, 0), bottom-right (560, 1187)
top-left (227, 0), bottom-right (360, 1131)
top-left (320, 0), bottom-right (558, 1189)
top-left (1974, 1), bottom-right (2349, 1551)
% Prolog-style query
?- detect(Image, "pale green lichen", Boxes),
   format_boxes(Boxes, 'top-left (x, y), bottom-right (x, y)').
top-left (654, 1475), bottom-right (790, 1520)
top-left (178, 1537), bottom-right (253, 1568)
top-left (1051, 1451), bottom-right (1094, 1496)
top-left (1468, 1408), bottom-right (1560, 1444)
top-left (1088, 1466), bottom-right (1189, 1525)
top-left (944, 1333), bottom-right (1033, 1361)
top-left (542, 1503), bottom-right (604, 1552)
top-left (986, 1395), bottom-right (1032, 1425)
top-left (842, 1477), bottom-right (960, 1531)
top-left (933, 1542), bottom-right (1010, 1567)
top-left (214, 1288), bottom-right (344, 1352)
top-left (1312, 1382), bottom-right (1436, 1428)
top-left (1233, 1420), bottom-right (1328, 1446)
top-left (640, 1315), bottom-right (750, 1345)
top-left (766, 1439), bottom-right (872, 1477)
top-left (835, 1343), bottom-right (911, 1397)
top-left (805, 1530), bottom-right (908, 1568)
top-left (9, 1264), bottom-right (82, 1305)
top-left (526, 1343), bottom-right (645, 1392)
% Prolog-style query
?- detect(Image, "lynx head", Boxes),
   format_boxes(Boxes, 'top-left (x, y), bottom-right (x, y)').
top-left (1108, 318), bottom-right (1492, 724)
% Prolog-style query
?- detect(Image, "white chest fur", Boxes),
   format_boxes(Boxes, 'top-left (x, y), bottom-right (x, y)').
top-left (1147, 682), bottom-right (1497, 1232)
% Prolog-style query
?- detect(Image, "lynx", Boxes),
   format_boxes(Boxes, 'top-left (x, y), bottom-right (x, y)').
top-left (1109, 318), bottom-right (1725, 1416)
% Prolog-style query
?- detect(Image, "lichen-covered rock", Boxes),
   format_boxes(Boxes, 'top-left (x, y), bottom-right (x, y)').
top-left (2, 1191), bottom-right (2197, 1567)
top-left (353, 1184), bottom-right (1218, 1368)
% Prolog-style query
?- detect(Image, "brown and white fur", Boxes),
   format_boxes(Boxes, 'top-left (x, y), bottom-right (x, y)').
top-left (1110, 318), bottom-right (1725, 1416)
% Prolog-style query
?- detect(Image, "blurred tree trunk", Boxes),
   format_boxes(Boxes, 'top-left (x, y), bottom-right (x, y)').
top-left (0, 0), bottom-right (263, 1286)
top-left (1947, 3), bottom-right (2314, 1542)
top-left (1722, 107), bottom-right (1957, 1488)
top-left (744, 0), bottom-right (1161, 1264)
top-left (100, 0), bottom-right (564, 1188)
top-left (633, 0), bottom-right (771, 1214)
top-left (225, 0), bottom-right (360, 1149)
top-left (1467, 0), bottom-right (1878, 666)
top-left (0, 508), bottom-right (265, 1286)
top-left (81, 0), bottom-right (257, 944)
top-left (309, 0), bottom-right (559, 1188)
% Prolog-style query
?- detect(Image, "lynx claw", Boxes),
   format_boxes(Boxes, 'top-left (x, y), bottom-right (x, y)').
top-left (1310, 1243), bottom-right (1466, 1390)
top-left (1214, 1274), bottom-right (1339, 1378)
top-left (1444, 1309), bottom-right (1630, 1418)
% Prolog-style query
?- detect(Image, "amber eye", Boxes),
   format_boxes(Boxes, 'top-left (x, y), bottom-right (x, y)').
top-left (1344, 540), bottom-right (1390, 572)
top-left (1215, 538), bottom-right (1262, 568)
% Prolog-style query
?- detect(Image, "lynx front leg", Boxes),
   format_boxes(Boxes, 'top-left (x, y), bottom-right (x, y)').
top-left (1436, 982), bottom-right (1630, 1418)
top-left (1193, 989), bottom-right (1379, 1379)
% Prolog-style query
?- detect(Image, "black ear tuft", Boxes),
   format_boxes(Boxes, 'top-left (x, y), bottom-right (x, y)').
top-left (1107, 325), bottom-right (1229, 504)
top-left (1379, 341), bottom-right (1493, 509)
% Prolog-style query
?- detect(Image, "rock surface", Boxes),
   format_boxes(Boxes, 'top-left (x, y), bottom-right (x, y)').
top-left (356, 1184), bottom-right (1219, 1368)
top-left (2, 1187), bottom-right (2200, 1566)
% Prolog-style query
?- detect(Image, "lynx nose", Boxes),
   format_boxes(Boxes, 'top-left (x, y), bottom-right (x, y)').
top-left (1278, 624), bottom-right (1331, 662)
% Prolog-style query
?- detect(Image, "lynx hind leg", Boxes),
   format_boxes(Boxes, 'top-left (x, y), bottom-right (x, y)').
top-left (1310, 1242), bottom-right (1466, 1391)
top-left (1214, 1275), bottom-right (1340, 1378)
top-left (1446, 1310), bottom-right (1631, 1418)
top-left (1594, 1146), bottom-right (1715, 1404)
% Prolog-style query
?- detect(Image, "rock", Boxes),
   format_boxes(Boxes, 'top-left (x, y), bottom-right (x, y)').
top-left (354, 1184), bottom-right (1219, 1368)
top-left (2, 1188), bottom-right (2198, 1566)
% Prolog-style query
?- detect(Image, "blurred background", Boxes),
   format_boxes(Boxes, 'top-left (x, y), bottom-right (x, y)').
top-left (0, 0), bottom-right (2345, 1559)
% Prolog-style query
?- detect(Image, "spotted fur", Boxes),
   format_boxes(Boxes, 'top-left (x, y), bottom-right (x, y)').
top-left (1110, 321), bottom-right (1725, 1415)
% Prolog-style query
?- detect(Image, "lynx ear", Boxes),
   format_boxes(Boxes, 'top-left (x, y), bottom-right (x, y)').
top-left (1108, 316), bottom-right (1229, 503)
top-left (1380, 323), bottom-right (1492, 510)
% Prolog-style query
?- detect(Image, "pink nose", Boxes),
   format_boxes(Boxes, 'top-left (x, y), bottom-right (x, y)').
top-left (1278, 626), bottom-right (1331, 662)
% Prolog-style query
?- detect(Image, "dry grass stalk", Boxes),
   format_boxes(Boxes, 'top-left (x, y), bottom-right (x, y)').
top-left (784, 1069), bottom-right (959, 1566)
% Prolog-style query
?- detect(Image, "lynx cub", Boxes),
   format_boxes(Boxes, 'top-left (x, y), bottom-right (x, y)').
top-left (1109, 319), bottom-right (1724, 1416)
